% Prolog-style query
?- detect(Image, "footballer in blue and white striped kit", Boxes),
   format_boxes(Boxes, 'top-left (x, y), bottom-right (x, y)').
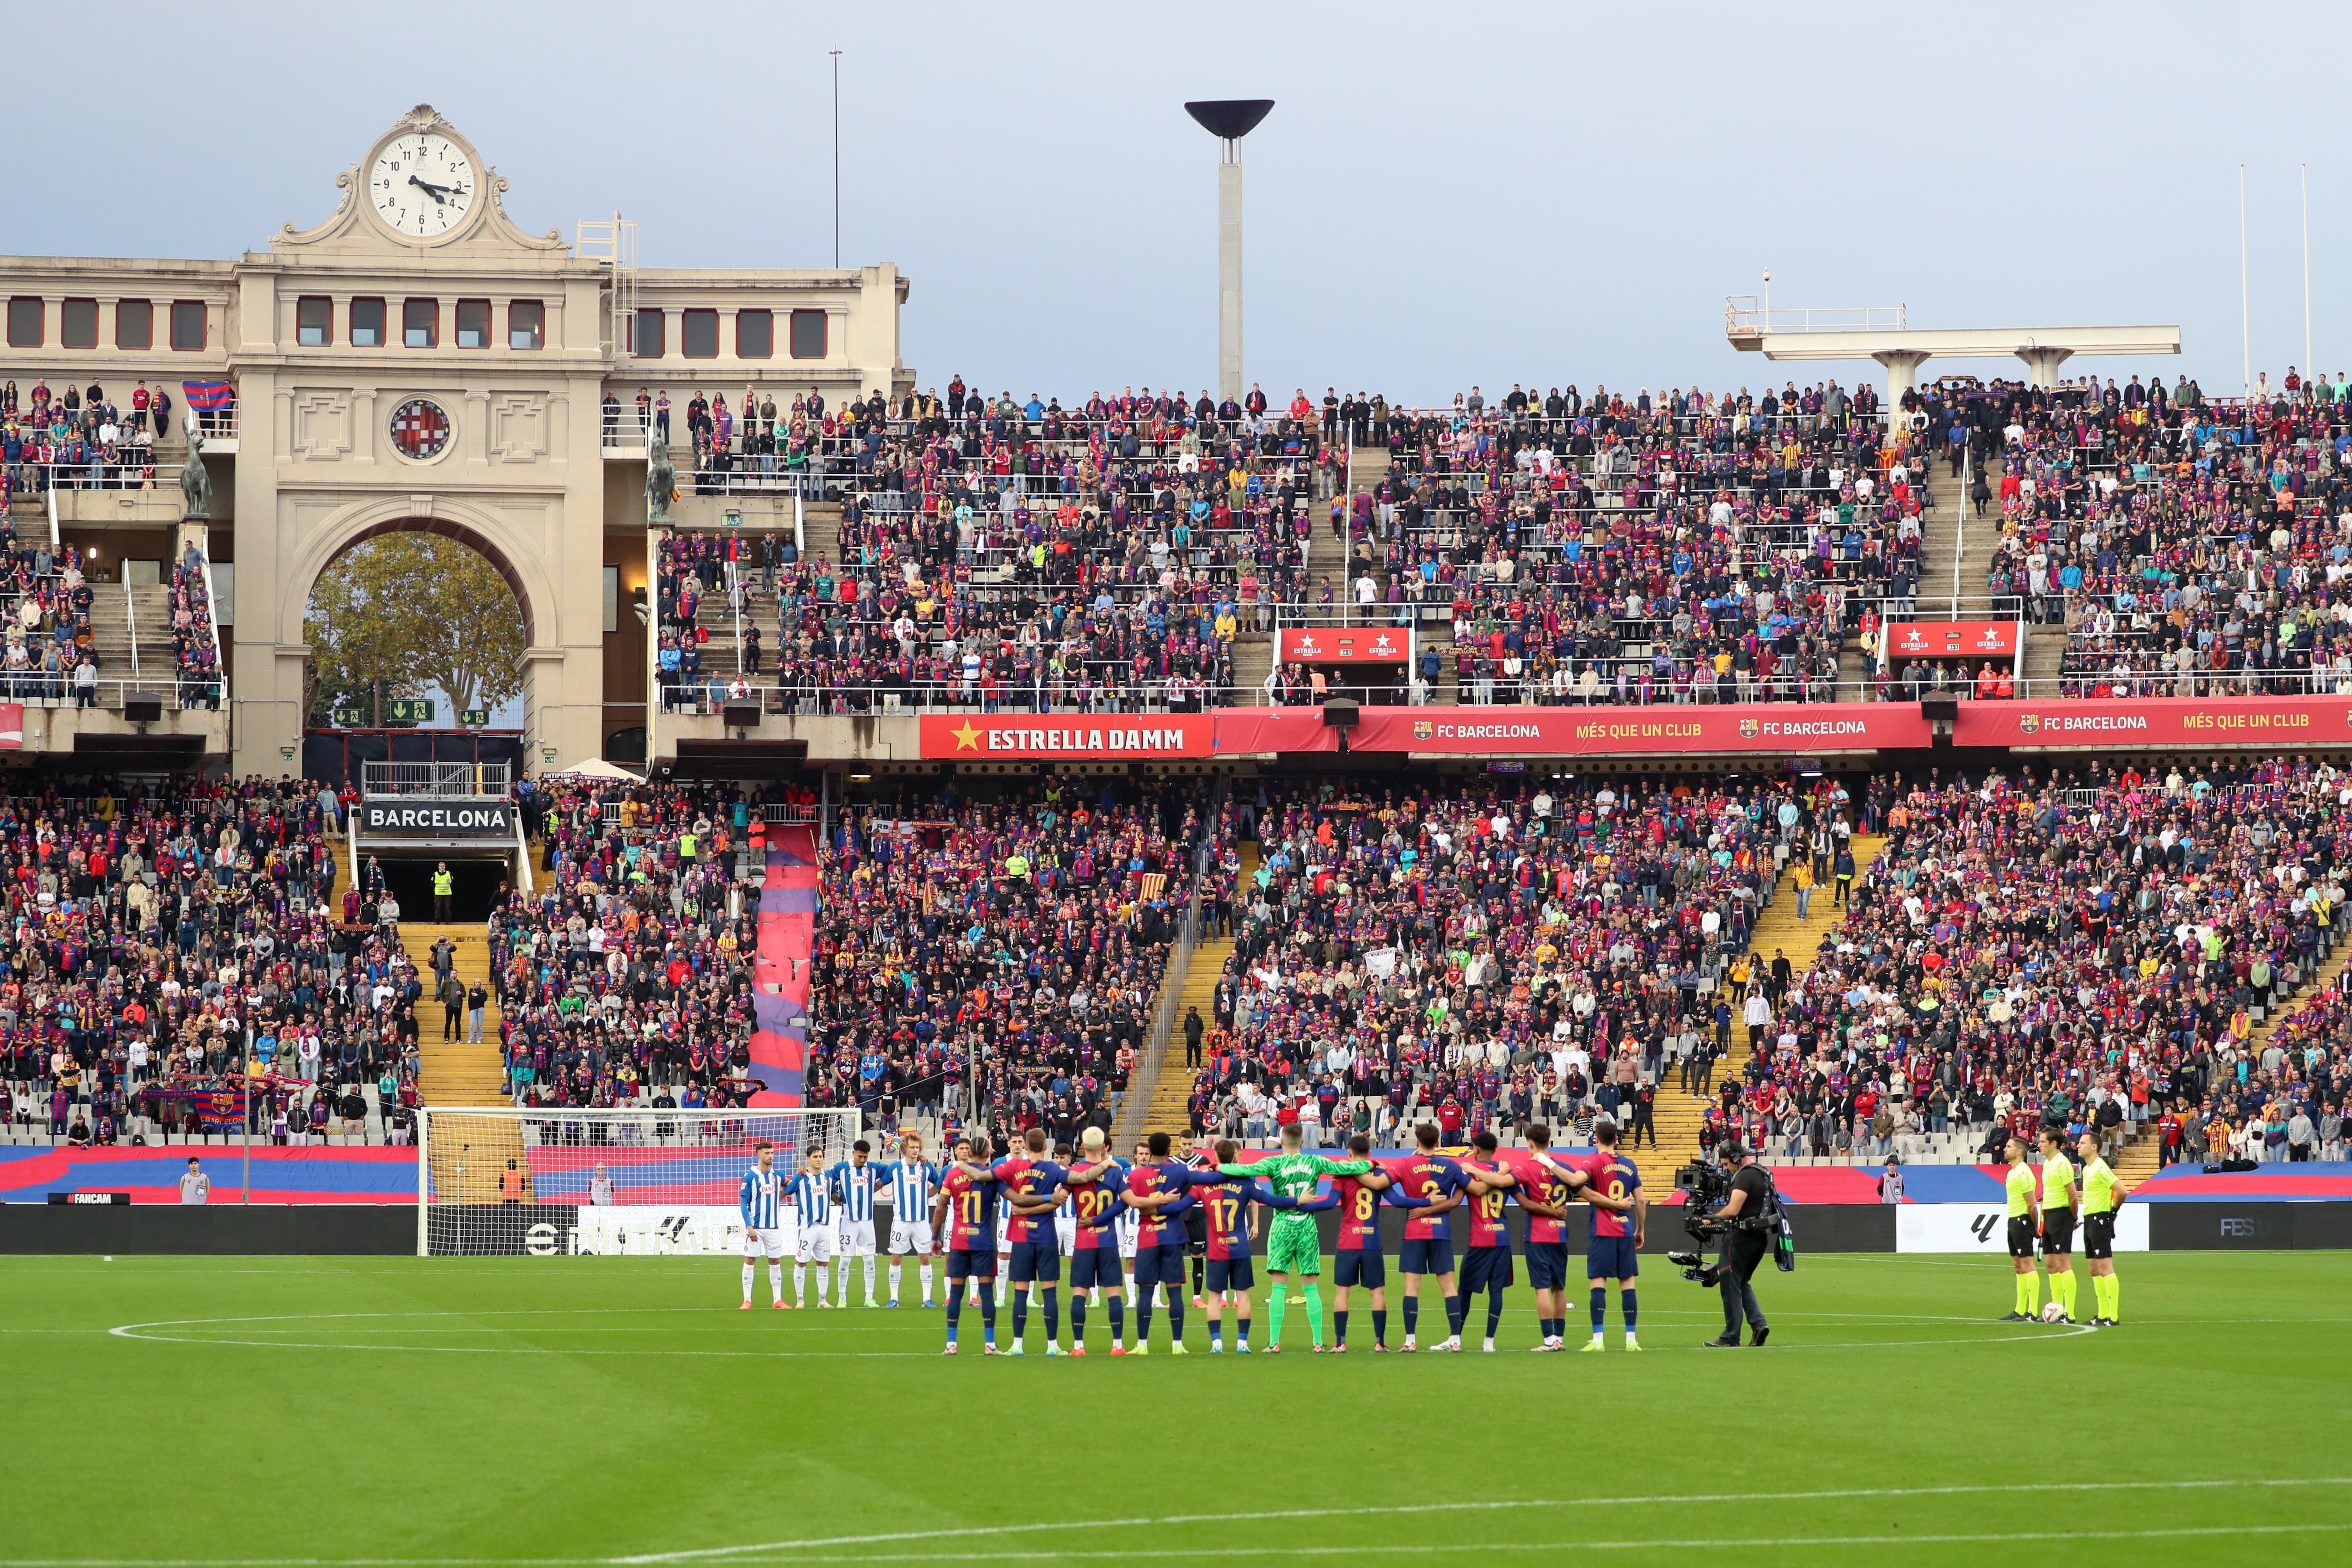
top-left (738, 1140), bottom-right (788, 1310)
top-left (827, 1140), bottom-right (882, 1308)
top-left (787, 1149), bottom-right (837, 1307)
top-left (876, 1130), bottom-right (941, 1307)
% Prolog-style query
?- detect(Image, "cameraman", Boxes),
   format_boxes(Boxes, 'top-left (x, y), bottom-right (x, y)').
top-left (1700, 1140), bottom-right (1772, 1348)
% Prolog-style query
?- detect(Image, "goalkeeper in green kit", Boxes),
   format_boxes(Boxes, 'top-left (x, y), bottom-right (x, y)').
top-left (1217, 1123), bottom-right (1370, 1352)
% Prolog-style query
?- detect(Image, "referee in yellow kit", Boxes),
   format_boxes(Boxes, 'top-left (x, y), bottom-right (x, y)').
top-left (2076, 1130), bottom-right (2131, 1326)
top-left (2000, 1133), bottom-right (2040, 1321)
top-left (2034, 1128), bottom-right (2080, 1324)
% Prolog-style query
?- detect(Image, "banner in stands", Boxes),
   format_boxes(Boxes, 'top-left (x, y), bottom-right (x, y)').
top-left (1345, 703), bottom-right (1933, 756)
top-left (1886, 621), bottom-right (2020, 660)
top-left (1209, 708), bottom-right (1340, 754)
top-left (1274, 627), bottom-right (1413, 664)
top-left (359, 800), bottom-right (516, 836)
top-left (0, 702), bottom-right (20, 750)
top-left (1896, 1204), bottom-right (2148, 1254)
top-left (1954, 695), bottom-right (2352, 749)
top-left (746, 827), bottom-right (816, 1105)
top-left (917, 714), bottom-right (1216, 759)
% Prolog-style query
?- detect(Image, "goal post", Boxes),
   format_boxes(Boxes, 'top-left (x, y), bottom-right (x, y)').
top-left (416, 1105), bottom-right (865, 1257)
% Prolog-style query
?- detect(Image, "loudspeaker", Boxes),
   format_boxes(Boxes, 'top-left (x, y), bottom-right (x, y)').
top-left (123, 692), bottom-right (164, 724)
top-left (1322, 696), bottom-right (1361, 729)
top-left (1920, 696), bottom-right (1959, 723)
top-left (722, 703), bottom-right (761, 729)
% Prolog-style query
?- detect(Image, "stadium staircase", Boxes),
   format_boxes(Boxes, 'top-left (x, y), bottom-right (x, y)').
top-left (1131, 844), bottom-right (1256, 1145)
top-left (81, 583), bottom-right (175, 702)
top-left (1643, 835), bottom-right (1887, 1177)
top-left (405, 923), bottom-right (506, 1106)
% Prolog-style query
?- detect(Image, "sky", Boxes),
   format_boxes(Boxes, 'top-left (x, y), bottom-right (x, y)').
top-left (11, 1), bottom-right (2352, 406)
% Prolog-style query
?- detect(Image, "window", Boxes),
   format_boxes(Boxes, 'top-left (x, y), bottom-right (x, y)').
top-left (456, 299), bottom-right (491, 349)
top-left (631, 307), bottom-right (664, 358)
top-left (7, 298), bottom-right (42, 348)
top-left (509, 299), bottom-right (544, 350)
top-left (350, 297), bottom-right (385, 347)
top-left (61, 300), bottom-right (98, 350)
top-left (735, 309), bottom-right (773, 359)
top-left (403, 299), bottom-right (437, 349)
top-left (170, 300), bottom-right (207, 351)
top-left (115, 299), bottom-right (152, 350)
top-left (297, 296), bottom-right (334, 347)
top-left (680, 309), bottom-right (719, 359)
top-left (789, 308), bottom-right (827, 359)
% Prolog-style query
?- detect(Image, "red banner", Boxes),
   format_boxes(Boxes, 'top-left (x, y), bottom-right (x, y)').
top-left (0, 703), bottom-right (18, 750)
top-left (1209, 708), bottom-right (1340, 754)
top-left (1274, 627), bottom-right (1413, 664)
top-left (1886, 620), bottom-right (2020, 660)
top-left (917, 714), bottom-right (1217, 759)
top-left (1347, 703), bottom-right (1932, 756)
top-left (1953, 695), bottom-right (2352, 749)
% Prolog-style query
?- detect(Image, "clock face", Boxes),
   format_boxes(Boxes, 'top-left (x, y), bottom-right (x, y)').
top-left (368, 132), bottom-right (475, 239)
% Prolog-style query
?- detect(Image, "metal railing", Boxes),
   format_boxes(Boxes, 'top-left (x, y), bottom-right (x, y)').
top-left (199, 554), bottom-right (228, 707)
top-left (361, 761), bottom-right (513, 797)
top-left (1112, 786), bottom-right (1221, 1151)
top-left (1724, 298), bottom-right (1909, 335)
top-left (0, 675), bottom-right (223, 712)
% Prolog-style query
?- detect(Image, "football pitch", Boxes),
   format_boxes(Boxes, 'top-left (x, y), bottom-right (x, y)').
top-left (4, 1252), bottom-right (2348, 1566)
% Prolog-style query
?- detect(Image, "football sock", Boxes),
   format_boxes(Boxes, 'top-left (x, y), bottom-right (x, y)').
top-left (1166, 1296), bottom-right (1185, 1343)
top-left (2063, 1272), bottom-right (2080, 1318)
top-left (1444, 1294), bottom-right (1464, 1338)
top-left (919, 1263), bottom-right (934, 1300)
top-left (1590, 1286), bottom-right (1607, 1335)
top-left (1268, 1289), bottom-right (1287, 1346)
top-left (890, 1262), bottom-right (903, 1299)
top-left (1333, 1308), bottom-right (1350, 1346)
top-left (1070, 1294), bottom-right (1088, 1341)
top-left (1192, 1254), bottom-right (1206, 1297)
top-left (2024, 1273), bottom-right (2041, 1315)
top-left (1041, 1286), bottom-right (1059, 1341)
top-left (1621, 1289), bottom-right (1638, 1335)
top-left (794, 1264), bottom-right (807, 1305)
top-left (1136, 1296), bottom-right (1154, 1344)
top-left (1305, 1284), bottom-right (1325, 1345)
top-left (1485, 1287), bottom-right (1505, 1342)
top-left (944, 1291), bottom-right (962, 1343)
top-left (741, 1262), bottom-right (755, 1303)
top-left (1108, 1296), bottom-right (1125, 1344)
top-left (1372, 1308), bottom-right (1389, 1346)
top-left (1124, 1270), bottom-right (1136, 1296)
top-left (863, 1255), bottom-right (877, 1302)
top-left (768, 1261), bottom-right (783, 1304)
top-left (2013, 1275), bottom-right (2029, 1315)
top-left (2105, 1274), bottom-right (2121, 1321)
top-left (1401, 1296), bottom-right (1420, 1337)
top-left (1011, 1291), bottom-right (1030, 1340)
top-left (978, 1290), bottom-right (997, 1342)
top-left (835, 1256), bottom-right (849, 1303)
top-left (813, 1267), bottom-right (829, 1307)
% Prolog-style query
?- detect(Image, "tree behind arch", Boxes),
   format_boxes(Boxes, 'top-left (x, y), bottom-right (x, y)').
top-left (306, 534), bottom-right (525, 726)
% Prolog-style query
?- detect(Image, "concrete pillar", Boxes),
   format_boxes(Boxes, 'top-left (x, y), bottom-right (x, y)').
top-left (1873, 350), bottom-right (1930, 418)
top-left (1218, 156), bottom-right (1243, 404)
top-left (2017, 347), bottom-right (2073, 389)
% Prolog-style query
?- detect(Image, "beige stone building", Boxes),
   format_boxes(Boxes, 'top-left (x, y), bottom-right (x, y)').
top-left (0, 103), bottom-right (908, 777)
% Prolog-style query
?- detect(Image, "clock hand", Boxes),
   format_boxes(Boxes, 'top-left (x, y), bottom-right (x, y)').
top-left (408, 175), bottom-right (454, 203)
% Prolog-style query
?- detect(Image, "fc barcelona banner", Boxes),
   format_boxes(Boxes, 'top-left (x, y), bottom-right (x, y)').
top-left (1346, 703), bottom-right (1932, 756)
top-left (1953, 695), bottom-right (2352, 749)
top-left (918, 714), bottom-right (1217, 759)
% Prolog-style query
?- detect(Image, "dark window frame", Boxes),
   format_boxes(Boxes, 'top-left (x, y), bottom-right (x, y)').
top-left (789, 308), bottom-right (827, 359)
top-left (735, 308), bottom-right (773, 359)
top-left (169, 300), bottom-right (208, 351)
top-left (8, 297), bottom-right (44, 348)
top-left (508, 299), bottom-right (545, 351)
top-left (115, 299), bottom-right (153, 350)
top-left (631, 308), bottom-right (665, 358)
top-left (296, 295), bottom-right (334, 348)
top-left (60, 299), bottom-right (99, 350)
top-left (455, 298), bottom-right (492, 350)
top-left (403, 298), bottom-right (438, 350)
top-left (350, 297), bottom-right (387, 348)
top-left (680, 308), bottom-right (720, 360)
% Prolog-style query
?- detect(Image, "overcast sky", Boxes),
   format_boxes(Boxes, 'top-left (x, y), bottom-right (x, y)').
top-left (13, 2), bottom-right (2351, 404)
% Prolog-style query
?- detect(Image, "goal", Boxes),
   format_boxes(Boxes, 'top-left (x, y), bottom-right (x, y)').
top-left (416, 1105), bottom-right (864, 1257)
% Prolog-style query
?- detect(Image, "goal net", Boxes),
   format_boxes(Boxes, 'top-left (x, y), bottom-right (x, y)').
top-left (416, 1106), bottom-right (864, 1257)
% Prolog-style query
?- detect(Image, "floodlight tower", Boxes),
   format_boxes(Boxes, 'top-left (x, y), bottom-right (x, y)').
top-left (1184, 99), bottom-right (1274, 404)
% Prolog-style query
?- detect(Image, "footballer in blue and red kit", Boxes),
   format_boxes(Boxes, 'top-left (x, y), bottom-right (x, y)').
top-left (932, 1135), bottom-right (1001, 1354)
top-left (1571, 1118), bottom-right (1647, 1351)
top-left (981, 1127), bottom-right (1069, 1356)
top-left (1113, 1131), bottom-right (1197, 1353)
top-left (1458, 1132), bottom-right (1517, 1350)
top-left (1389, 1123), bottom-right (1471, 1350)
top-left (1061, 1135), bottom-right (1129, 1356)
top-left (1517, 1122), bottom-right (1584, 1350)
top-left (1330, 1131), bottom-right (1419, 1353)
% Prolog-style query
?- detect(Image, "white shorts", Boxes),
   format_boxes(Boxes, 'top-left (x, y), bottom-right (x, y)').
top-left (889, 1218), bottom-right (934, 1255)
top-left (1055, 1217), bottom-right (1077, 1255)
top-left (838, 1218), bottom-right (876, 1255)
top-left (1117, 1228), bottom-right (1138, 1262)
top-left (745, 1226), bottom-right (786, 1259)
top-left (797, 1226), bottom-right (837, 1263)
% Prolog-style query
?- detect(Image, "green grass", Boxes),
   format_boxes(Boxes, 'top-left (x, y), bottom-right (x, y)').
top-left (3, 1252), bottom-right (2348, 1565)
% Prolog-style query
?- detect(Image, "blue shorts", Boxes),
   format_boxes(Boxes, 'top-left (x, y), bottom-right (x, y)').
top-left (1009, 1237), bottom-right (1059, 1285)
top-left (1398, 1236), bottom-right (1454, 1277)
top-left (1460, 1244), bottom-right (1514, 1294)
top-left (1068, 1247), bottom-right (1123, 1289)
top-left (1587, 1231), bottom-right (1639, 1280)
top-left (945, 1247), bottom-right (995, 1281)
top-left (1333, 1248), bottom-right (1385, 1289)
top-left (1526, 1240), bottom-right (1570, 1292)
top-left (1206, 1255), bottom-right (1255, 1294)
top-left (1134, 1239), bottom-right (1186, 1289)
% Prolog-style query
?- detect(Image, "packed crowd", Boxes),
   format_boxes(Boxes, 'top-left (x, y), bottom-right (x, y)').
top-left (171, 542), bottom-right (224, 709)
top-left (1, 777), bottom-right (422, 1147)
top-left (1715, 756), bottom-right (2349, 1167)
top-left (1183, 773), bottom-right (1806, 1143)
top-left (0, 536), bottom-right (98, 705)
top-left (804, 777), bottom-right (1208, 1137)
top-left (0, 377), bottom-right (175, 504)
